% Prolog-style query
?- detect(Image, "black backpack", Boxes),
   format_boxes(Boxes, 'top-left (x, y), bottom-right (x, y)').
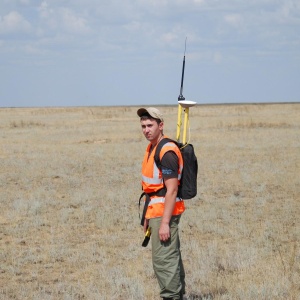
top-left (154, 138), bottom-right (198, 200)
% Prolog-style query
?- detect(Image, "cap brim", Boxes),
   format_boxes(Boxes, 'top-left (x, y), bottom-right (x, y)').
top-left (137, 108), bottom-right (148, 117)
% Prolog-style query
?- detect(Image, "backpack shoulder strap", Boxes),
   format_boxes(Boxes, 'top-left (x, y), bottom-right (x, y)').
top-left (154, 138), bottom-right (178, 169)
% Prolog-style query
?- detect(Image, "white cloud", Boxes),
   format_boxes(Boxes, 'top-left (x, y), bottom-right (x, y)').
top-left (278, 0), bottom-right (300, 23)
top-left (60, 8), bottom-right (90, 34)
top-left (224, 14), bottom-right (243, 27)
top-left (0, 11), bottom-right (31, 34)
top-left (161, 32), bottom-right (179, 43)
top-left (38, 1), bottom-right (91, 35)
top-left (38, 1), bottom-right (52, 19)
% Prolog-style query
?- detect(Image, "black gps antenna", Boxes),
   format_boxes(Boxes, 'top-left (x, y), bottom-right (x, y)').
top-left (178, 37), bottom-right (187, 102)
top-left (176, 37), bottom-right (196, 144)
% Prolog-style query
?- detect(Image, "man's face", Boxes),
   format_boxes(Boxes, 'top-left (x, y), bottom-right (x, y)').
top-left (140, 118), bottom-right (163, 143)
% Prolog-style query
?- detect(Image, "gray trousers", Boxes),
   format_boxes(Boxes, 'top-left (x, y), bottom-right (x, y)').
top-left (149, 215), bottom-right (185, 299)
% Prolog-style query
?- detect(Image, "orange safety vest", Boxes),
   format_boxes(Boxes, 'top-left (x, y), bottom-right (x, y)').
top-left (141, 138), bottom-right (185, 219)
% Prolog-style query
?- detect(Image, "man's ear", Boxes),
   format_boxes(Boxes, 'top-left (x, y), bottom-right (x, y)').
top-left (159, 121), bottom-right (164, 131)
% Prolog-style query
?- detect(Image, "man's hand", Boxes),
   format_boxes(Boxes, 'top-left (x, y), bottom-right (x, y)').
top-left (159, 221), bottom-right (170, 241)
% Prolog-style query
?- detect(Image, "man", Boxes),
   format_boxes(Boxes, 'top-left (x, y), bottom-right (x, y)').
top-left (137, 107), bottom-right (186, 300)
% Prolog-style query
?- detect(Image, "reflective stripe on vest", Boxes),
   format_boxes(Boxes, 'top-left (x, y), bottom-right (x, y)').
top-left (149, 196), bottom-right (183, 205)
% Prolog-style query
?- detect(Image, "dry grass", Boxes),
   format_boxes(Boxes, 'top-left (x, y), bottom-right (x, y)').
top-left (0, 104), bottom-right (299, 299)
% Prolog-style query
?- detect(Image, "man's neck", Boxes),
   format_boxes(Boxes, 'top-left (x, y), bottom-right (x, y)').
top-left (150, 134), bottom-right (164, 147)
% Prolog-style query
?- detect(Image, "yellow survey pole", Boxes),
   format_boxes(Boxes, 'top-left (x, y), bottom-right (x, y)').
top-left (177, 101), bottom-right (195, 144)
top-left (182, 107), bottom-right (189, 145)
top-left (176, 104), bottom-right (182, 142)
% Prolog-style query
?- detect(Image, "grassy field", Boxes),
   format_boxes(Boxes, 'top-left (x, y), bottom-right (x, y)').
top-left (0, 103), bottom-right (299, 299)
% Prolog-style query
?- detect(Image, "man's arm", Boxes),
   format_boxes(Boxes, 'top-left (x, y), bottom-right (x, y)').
top-left (158, 150), bottom-right (179, 241)
top-left (159, 177), bottom-right (178, 241)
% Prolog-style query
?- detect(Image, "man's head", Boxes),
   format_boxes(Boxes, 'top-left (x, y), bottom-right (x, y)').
top-left (137, 107), bottom-right (164, 144)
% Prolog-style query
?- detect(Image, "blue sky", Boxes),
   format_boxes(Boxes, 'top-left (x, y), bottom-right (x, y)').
top-left (0, 0), bottom-right (299, 107)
